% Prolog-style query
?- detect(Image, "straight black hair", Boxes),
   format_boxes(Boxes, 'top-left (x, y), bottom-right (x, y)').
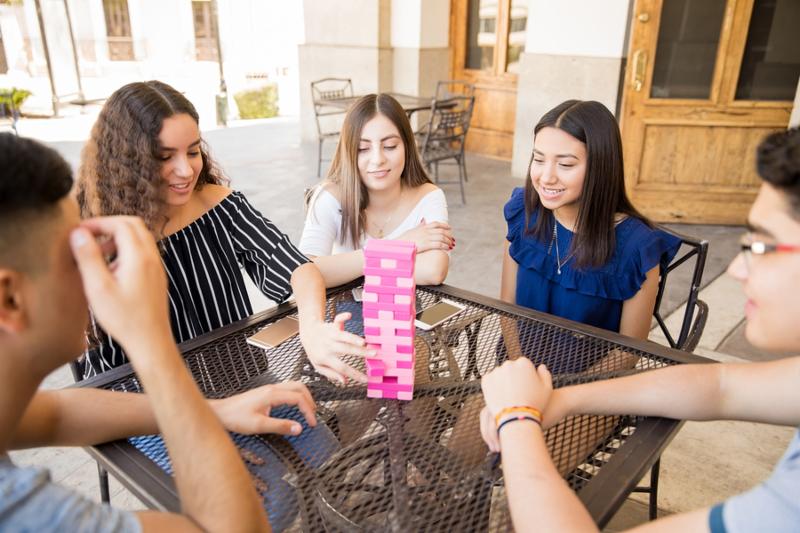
top-left (523, 100), bottom-right (649, 269)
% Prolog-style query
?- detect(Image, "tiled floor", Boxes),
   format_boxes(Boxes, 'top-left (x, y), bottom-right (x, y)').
top-left (10, 115), bottom-right (795, 529)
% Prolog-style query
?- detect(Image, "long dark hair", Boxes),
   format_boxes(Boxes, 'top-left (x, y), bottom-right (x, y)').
top-left (77, 80), bottom-right (227, 237)
top-left (323, 93), bottom-right (431, 247)
top-left (524, 100), bottom-right (648, 269)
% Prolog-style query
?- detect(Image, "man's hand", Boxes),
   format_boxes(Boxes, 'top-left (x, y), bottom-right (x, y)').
top-left (212, 382), bottom-right (318, 436)
top-left (480, 359), bottom-right (553, 452)
top-left (300, 312), bottom-right (375, 385)
top-left (69, 216), bottom-right (171, 350)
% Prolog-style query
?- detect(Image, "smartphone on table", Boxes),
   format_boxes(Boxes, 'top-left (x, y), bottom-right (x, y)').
top-left (414, 299), bottom-right (466, 330)
top-left (246, 316), bottom-right (300, 350)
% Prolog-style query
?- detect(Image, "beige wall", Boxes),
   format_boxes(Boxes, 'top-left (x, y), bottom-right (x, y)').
top-left (298, 0), bottom-right (450, 141)
top-left (511, 0), bottom-right (633, 177)
top-left (791, 79), bottom-right (800, 128)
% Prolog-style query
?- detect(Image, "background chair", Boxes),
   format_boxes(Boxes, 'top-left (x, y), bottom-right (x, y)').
top-left (417, 93), bottom-right (475, 204)
top-left (632, 226), bottom-right (709, 519)
top-left (433, 80), bottom-right (475, 101)
top-left (310, 78), bottom-right (353, 177)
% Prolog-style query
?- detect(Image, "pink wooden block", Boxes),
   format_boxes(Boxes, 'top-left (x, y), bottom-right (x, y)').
top-left (363, 301), bottom-right (414, 315)
top-left (367, 382), bottom-right (413, 393)
top-left (364, 317), bottom-right (415, 330)
top-left (397, 277), bottom-right (414, 288)
top-left (381, 390), bottom-right (398, 399)
top-left (365, 275), bottom-right (381, 285)
top-left (396, 391), bottom-right (413, 400)
top-left (380, 258), bottom-right (397, 269)
top-left (365, 334), bottom-right (414, 347)
top-left (367, 388), bottom-right (383, 399)
top-left (378, 292), bottom-right (394, 303)
top-left (381, 368), bottom-right (414, 380)
top-left (365, 358), bottom-right (385, 376)
top-left (362, 291), bottom-right (378, 303)
top-left (364, 267), bottom-right (414, 278)
top-left (395, 294), bottom-right (412, 305)
top-left (362, 284), bottom-right (415, 296)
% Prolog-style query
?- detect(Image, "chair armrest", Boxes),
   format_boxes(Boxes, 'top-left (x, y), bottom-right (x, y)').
top-left (681, 299), bottom-right (709, 353)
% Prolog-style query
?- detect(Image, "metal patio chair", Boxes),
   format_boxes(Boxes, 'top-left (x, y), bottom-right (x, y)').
top-left (417, 93), bottom-right (475, 204)
top-left (311, 78), bottom-right (353, 177)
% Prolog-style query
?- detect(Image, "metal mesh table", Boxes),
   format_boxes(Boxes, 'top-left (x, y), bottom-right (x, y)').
top-left (77, 283), bottom-right (706, 531)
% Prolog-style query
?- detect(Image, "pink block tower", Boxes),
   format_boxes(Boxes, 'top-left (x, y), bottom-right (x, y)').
top-left (362, 239), bottom-right (416, 400)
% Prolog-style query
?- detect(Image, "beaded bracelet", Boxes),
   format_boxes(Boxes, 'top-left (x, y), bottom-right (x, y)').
top-left (494, 406), bottom-right (542, 427)
top-left (496, 414), bottom-right (541, 435)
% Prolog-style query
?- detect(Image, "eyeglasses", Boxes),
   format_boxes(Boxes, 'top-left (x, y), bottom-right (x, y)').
top-left (740, 233), bottom-right (800, 269)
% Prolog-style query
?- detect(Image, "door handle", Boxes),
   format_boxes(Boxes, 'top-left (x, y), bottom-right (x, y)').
top-left (631, 49), bottom-right (648, 92)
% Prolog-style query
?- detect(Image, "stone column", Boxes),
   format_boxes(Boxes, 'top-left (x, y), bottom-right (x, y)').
top-left (511, 0), bottom-right (632, 177)
top-left (298, 0), bottom-right (393, 141)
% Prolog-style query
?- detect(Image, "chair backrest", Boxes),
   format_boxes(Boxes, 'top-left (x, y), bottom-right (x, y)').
top-left (652, 225), bottom-right (709, 352)
top-left (420, 95), bottom-right (475, 154)
top-left (310, 78), bottom-right (353, 136)
top-left (435, 80), bottom-right (475, 100)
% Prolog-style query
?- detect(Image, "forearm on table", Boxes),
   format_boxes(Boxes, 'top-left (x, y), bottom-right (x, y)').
top-left (500, 422), bottom-right (597, 532)
top-left (128, 337), bottom-right (267, 531)
top-left (291, 262), bottom-right (328, 326)
top-left (309, 252), bottom-right (364, 288)
top-left (551, 363), bottom-right (727, 424)
top-left (414, 250), bottom-right (448, 285)
top-left (12, 389), bottom-right (159, 449)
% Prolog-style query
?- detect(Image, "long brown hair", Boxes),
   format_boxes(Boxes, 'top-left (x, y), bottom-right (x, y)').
top-left (524, 100), bottom-right (649, 269)
top-left (76, 80), bottom-right (227, 237)
top-left (323, 93), bottom-right (431, 247)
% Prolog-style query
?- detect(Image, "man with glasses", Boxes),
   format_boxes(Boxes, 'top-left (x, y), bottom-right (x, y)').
top-left (479, 127), bottom-right (800, 532)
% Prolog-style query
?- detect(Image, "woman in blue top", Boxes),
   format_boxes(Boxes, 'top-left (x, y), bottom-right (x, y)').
top-left (500, 100), bottom-right (680, 367)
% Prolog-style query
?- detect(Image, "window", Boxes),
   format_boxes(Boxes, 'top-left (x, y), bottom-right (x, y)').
top-left (735, 0), bottom-right (800, 101)
top-left (192, 0), bottom-right (218, 62)
top-left (464, 0), bottom-right (528, 74)
top-left (102, 0), bottom-right (134, 61)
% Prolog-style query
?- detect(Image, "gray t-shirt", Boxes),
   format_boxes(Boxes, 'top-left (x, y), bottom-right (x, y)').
top-left (0, 456), bottom-right (140, 532)
top-left (709, 428), bottom-right (800, 532)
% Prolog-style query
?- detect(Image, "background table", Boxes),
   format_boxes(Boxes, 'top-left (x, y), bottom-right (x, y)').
top-left (316, 92), bottom-right (447, 117)
top-left (77, 282), bottom-right (706, 531)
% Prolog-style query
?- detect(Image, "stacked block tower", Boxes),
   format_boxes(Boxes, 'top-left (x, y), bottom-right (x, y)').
top-left (362, 240), bottom-right (417, 400)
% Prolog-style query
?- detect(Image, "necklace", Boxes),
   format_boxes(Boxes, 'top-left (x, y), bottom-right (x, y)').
top-left (371, 190), bottom-right (404, 238)
top-left (547, 213), bottom-right (574, 275)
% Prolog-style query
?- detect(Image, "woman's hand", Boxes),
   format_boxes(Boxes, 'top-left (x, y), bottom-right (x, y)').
top-left (480, 359), bottom-right (553, 452)
top-left (299, 312), bottom-right (375, 385)
top-left (211, 382), bottom-right (317, 436)
top-left (397, 218), bottom-right (454, 253)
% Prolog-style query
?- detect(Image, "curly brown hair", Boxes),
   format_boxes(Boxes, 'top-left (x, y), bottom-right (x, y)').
top-left (77, 80), bottom-right (227, 236)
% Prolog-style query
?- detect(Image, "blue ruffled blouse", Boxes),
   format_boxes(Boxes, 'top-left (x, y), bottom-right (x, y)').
top-left (504, 187), bottom-right (681, 333)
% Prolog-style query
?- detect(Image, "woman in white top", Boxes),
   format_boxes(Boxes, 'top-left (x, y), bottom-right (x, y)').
top-left (300, 93), bottom-right (455, 286)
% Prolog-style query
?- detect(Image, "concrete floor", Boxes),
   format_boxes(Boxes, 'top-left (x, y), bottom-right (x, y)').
top-left (9, 115), bottom-right (796, 529)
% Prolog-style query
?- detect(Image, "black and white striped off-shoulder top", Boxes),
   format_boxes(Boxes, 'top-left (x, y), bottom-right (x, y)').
top-left (79, 191), bottom-right (309, 379)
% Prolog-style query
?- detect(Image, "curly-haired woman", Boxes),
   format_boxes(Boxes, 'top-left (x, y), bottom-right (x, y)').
top-left (76, 80), bottom-right (371, 384)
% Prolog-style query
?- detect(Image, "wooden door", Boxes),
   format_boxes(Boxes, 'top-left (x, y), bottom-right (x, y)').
top-left (620, 0), bottom-right (799, 224)
top-left (450, 0), bottom-right (527, 159)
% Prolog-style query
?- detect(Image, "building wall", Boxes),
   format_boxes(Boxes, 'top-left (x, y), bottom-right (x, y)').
top-left (511, 0), bottom-right (633, 177)
top-left (791, 81), bottom-right (800, 128)
top-left (298, 0), bottom-right (450, 141)
top-left (2, 0), bottom-right (303, 121)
